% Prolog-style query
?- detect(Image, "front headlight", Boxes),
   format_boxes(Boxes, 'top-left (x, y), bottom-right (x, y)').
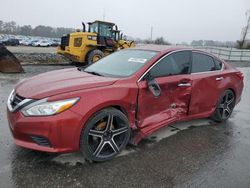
top-left (22, 98), bottom-right (79, 116)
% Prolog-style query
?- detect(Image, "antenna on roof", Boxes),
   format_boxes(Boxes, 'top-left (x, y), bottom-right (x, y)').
top-left (103, 8), bottom-right (106, 21)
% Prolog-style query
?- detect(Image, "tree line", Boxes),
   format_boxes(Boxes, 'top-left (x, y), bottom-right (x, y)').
top-left (135, 37), bottom-right (171, 45)
top-left (0, 20), bottom-right (75, 38)
top-left (191, 40), bottom-right (236, 47)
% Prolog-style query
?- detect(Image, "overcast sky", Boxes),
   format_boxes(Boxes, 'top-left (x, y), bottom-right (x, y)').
top-left (0, 0), bottom-right (249, 43)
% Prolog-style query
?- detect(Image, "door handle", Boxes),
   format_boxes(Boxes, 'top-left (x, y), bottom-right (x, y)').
top-left (178, 83), bottom-right (191, 87)
top-left (216, 77), bottom-right (224, 81)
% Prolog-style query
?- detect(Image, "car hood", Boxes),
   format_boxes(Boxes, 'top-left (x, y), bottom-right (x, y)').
top-left (16, 68), bottom-right (118, 99)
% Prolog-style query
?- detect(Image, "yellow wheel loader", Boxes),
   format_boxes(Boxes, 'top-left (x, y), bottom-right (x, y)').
top-left (57, 20), bottom-right (135, 65)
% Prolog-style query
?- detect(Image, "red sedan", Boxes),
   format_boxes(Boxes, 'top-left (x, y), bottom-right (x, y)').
top-left (7, 45), bottom-right (244, 162)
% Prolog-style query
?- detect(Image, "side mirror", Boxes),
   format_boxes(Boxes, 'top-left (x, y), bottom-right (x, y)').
top-left (147, 76), bottom-right (161, 98)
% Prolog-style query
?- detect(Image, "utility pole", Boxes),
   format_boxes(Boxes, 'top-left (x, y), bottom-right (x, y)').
top-left (150, 26), bottom-right (153, 42)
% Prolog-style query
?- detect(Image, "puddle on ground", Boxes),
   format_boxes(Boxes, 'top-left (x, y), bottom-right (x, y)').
top-left (52, 119), bottom-right (212, 165)
top-left (52, 152), bottom-right (86, 165)
top-left (147, 118), bottom-right (212, 143)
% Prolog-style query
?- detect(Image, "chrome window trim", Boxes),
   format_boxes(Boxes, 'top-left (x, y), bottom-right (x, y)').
top-left (190, 63), bottom-right (224, 75)
top-left (137, 49), bottom-right (191, 82)
top-left (191, 51), bottom-right (224, 75)
top-left (137, 49), bottom-right (224, 82)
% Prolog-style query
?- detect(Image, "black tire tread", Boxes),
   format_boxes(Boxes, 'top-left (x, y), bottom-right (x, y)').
top-left (80, 107), bottom-right (130, 162)
top-left (86, 49), bottom-right (104, 65)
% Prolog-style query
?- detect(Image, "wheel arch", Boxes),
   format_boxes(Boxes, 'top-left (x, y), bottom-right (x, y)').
top-left (111, 105), bottom-right (128, 117)
top-left (82, 104), bottom-right (130, 126)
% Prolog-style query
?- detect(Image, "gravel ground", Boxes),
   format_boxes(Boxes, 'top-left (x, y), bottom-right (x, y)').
top-left (6, 46), bottom-right (57, 54)
top-left (6, 46), bottom-right (69, 64)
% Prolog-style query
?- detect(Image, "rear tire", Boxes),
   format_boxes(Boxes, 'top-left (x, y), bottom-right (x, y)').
top-left (80, 108), bottom-right (130, 162)
top-left (86, 49), bottom-right (104, 65)
top-left (211, 90), bottom-right (235, 122)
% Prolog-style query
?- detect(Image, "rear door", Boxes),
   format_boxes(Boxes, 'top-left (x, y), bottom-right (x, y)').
top-left (137, 51), bottom-right (192, 128)
top-left (188, 51), bottom-right (225, 115)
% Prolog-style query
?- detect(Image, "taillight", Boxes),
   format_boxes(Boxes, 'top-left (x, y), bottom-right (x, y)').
top-left (236, 71), bottom-right (244, 81)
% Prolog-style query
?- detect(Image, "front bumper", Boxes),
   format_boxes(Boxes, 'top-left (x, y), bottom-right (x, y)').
top-left (7, 108), bottom-right (83, 153)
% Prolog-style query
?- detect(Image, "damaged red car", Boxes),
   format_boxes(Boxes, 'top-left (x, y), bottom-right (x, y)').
top-left (7, 45), bottom-right (244, 161)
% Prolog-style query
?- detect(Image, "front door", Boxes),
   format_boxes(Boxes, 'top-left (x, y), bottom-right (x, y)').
top-left (137, 51), bottom-right (192, 128)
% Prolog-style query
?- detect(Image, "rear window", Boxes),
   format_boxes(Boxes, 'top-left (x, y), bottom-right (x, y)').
top-left (192, 52), bottom-right (216, 73)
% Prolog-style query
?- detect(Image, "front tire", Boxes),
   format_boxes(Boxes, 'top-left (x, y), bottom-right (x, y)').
top-left (80, 108), bottom-right (130, 162)
top-left (212, 90), bottom-right (235, 122)
top-left (86, 49), bottom-right (104, 65)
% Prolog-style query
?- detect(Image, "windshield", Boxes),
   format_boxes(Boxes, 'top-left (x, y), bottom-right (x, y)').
top-left (99, 23), bottom-right (112, 37)
top-left (84, 50), bottom-right (157, 77)
top-left (89, 23), bottom-right (98, 33)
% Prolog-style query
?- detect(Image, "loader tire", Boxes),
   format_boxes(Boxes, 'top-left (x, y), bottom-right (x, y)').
top-left (87, 49), bottom-right (104, 65)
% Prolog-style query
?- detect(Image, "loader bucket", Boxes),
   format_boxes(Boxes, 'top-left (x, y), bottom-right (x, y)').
top-left (0, 44), bottom-right (23, 73)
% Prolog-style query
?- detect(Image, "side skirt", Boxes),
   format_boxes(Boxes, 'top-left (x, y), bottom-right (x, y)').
top-left (130, 108), bottom-right (215, 145)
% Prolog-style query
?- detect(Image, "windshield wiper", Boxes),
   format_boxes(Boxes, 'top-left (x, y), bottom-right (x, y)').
top-left (77, 65), bottom-right (90, 71)
top-left (77, 67), bottom-right (84, 71)
top-left (84, 70), bottom-right (103, 76)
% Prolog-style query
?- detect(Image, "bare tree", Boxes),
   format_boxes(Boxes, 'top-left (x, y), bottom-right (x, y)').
top-left (238, 10), bottom-right (250, 49)
top-left (0, 20), bottom-right (75, 38)
top-left (0, 20), bottom-right (3, 31)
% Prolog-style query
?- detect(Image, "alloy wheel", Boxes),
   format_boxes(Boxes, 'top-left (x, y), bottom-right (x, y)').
top-left (86, 113), bottom-right (129, 160)
top-left (218, 91), bottom-right (235, 119)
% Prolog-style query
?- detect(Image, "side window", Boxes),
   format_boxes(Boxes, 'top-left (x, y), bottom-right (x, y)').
top-left (214, 59), bottom-right (223, 70)
top-left (90, 23), bottom-right (98, 33)
top-left (150, 51), bottom-right (191, 78)
top-left (99, 24), bottom-right (112, 37)
top-left (192, 53), bottom-right (216, 73)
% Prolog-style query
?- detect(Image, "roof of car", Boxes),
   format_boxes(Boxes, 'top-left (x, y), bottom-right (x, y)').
top-left (132, 44), bottom-right (191, 53)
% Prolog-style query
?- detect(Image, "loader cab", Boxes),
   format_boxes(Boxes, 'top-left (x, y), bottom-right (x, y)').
top-left (111, 30), bottom-right (121, 41)
top-left (88, 21), bottom-right (119, 48)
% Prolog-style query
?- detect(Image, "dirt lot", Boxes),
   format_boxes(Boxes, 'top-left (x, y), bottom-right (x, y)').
top-left (0, 63), bottom-right (250, 187)
top-left (7, 46), bottom-right (57, 54)
top-left (6, 46), bottom-right (68, 64)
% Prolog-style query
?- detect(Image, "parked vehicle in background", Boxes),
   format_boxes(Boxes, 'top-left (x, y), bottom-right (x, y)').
top-left (39, 41), bottom-right (51, 47)
top-left (50, 39), bottom-right (60, 47)
top-left (30, 40), bottom-right (39, 46)
top-left (32, 40), bottom-right (50, 47)
top-left (0, 39), bottom-right (6, 45)
top-left (0, 34), bottom-right (61, 47)
top-left (2, 39), bottom-right (19, 46)
top-left (6, 46), bottom-right (244, 162)
top-left (19, 40), bottom-right (32, 46)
